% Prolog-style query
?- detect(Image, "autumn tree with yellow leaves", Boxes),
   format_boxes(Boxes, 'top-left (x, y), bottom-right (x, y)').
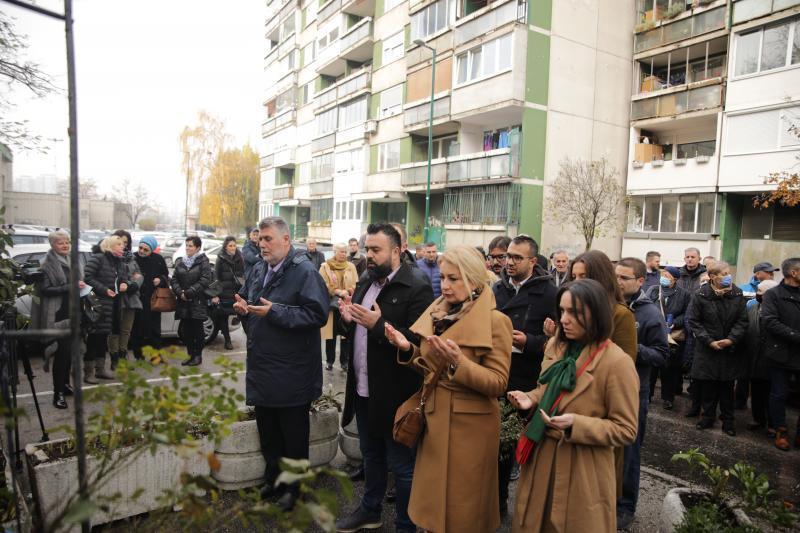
top-left (198, 144), bottom-right (260, 234)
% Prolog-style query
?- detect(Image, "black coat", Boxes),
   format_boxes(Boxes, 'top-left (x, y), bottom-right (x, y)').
top-left (238, 247), bottom-right (329, 407)
top-left (170, 254), bottom-right (213, 320)
top-left (84, 251), bottom-right (141, 334)
top-left (134, 252), bottom-right (169, 312)
top-left (677, 264), bottom-right (707, 294)
top-left (215, 250), bottom-right (245, 301)
top-left (492, 265), bottom-right (557, 391)
top-left (341, 263), bottom-right (435, 438)
top-left (348, 251), bottom-right (367, 277)
top-left (645, 284), bottom-right (691, 330)
top-left (759, 281), bottom-right (800, 371)
top-left (688, 284), bottom-right (748, 381)
top-left (628, 290), bottom-right (670, 388)
top-left (241, 240), bottom-right (261, 278)
top-left (745, 303), bottom-right (770, 379)
top-left (306, 249), bottom-right (326, 271)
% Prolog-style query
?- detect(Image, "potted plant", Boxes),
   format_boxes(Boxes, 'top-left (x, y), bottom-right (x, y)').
top-left (338, 418), bottom-right (361, 466)
top-left (660, 449), bottom-right (798, 532)
top-left (308, 385), bottom-right (342, 468)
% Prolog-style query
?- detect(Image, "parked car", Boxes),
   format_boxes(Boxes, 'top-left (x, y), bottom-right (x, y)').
top-left (79, 230), bottom-right (109, 245)
top-left (172, 239), bottom-right (224, 266)
top-left (11, 244), bottom-right (238, 346)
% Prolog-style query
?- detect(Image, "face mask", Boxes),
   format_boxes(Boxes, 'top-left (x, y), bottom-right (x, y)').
top-left (719, 274), bottom-right (732, 288)
top-left (367, 261), bottom-right (392, 280)
top-left (659, 277), bottom-right (672, 288)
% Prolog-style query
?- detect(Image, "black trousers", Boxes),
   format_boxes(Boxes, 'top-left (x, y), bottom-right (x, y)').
top-left (498, 452), bottom-right (514, 510)
top-left (650, 354), bottom-right (684, 402)
top-left (700, 379), bottom-right (735, 426)
top-left (325, 338), bottom-right (348, 367)
top-left (182, 318), bottom-right (205, 358)
top-left (131, 309), bottom-right (162, 356)
top-left (734, 378), bottom-right (750, 408)
top-left (750, 378), bottom-right (771, 427)
top-left (255, 403), bottom-right (310, 491)
top-left (52, 339), bottom-right (72, 394)
top-left (84, 333), bottom-right (107, 362)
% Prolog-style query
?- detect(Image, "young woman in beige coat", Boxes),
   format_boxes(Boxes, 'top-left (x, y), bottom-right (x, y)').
top-left (507, 279), bottom-right (640, 533)
top-left (386, 245), bottom-right (512, 533)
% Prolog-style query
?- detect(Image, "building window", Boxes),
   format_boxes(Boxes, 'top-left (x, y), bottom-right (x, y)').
top-left (316, 107), bottom-right (338, 136)
top-left (310, 198), bottom-right (333, 222)
top-left (412, 134), bottom-right (457, 161)
top-left (304, 0), bottom-right (317, 26)
top-left (410, 0), bottom-right (455, 42)
top-left (338, 96), bottom-right (368, 128)
top-left (317, 19), bottom-right (340, 51)
top-left (335, 200), bottom-right (365, 220)
top-left (312, 152), bottom-right (335, 181)
top-left (276, 86), bottom-right (296, 113)
top-left (626, 194), bottom-right (717, 234)
top-left (378, 140), bottom-right (401, 171)
top-left (383, 31), bottom-right (404, 65)
top-left (442, 183), bottom-right (522, 225)
top-left (725, 106), bottom-right (800, 154)
top-left (379, 84), bottom-right (403, 118)
top-left (676, 140), bottom-right (715, 158)
top-left (734, 18), bottom-right (799, 77)
top-left (384, 0), bottom-right (404, 13)
top-left (335, 148), bottom-right (364, 173)
top-left (455, 33), bottom-right (513, 85)
top-left (280, 14), bottom-right (296, 42)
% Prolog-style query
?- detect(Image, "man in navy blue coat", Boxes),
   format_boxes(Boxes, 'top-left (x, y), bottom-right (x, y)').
top-left (233, 216), bottom-right (329, 511)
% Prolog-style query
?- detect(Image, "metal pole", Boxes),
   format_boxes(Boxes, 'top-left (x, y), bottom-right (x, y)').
top-left (423, 48), bottom-right (436, 244)
top-left (64, 1), bottom-right (90, 531)
top-left (184, 151), bottom-right (189, 235)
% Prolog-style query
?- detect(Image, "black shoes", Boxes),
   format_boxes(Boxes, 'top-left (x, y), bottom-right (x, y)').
top-left (335, 507), bottom-right (383, 532)
top-left (326, 363), bottom-right (334, 371)
top-left (696, 418), bottom-right (714, 430)
top-left (276, 491), bottom-right (298, 512)
top-left (63, 384), bottom-right (74, 396)
top-left (662, 400), bottom-right (674, 410)
top-left (348, 464), bottom-right (365, 481)
top-left (53, 393), bottom-right (67, 409)
top-left (723, 424), bottom-right (736, 437)
top-left (224, 340), bottom-right (233, 350)
top-left (340, 364), bottom-right (348, 373)
top-left (184, 356), bottom-right (202, 367)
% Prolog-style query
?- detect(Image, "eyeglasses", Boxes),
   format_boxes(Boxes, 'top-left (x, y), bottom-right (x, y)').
top-left (616, 274), bottom-right (637, 282)
top-left (488, 254), bottom-right (507, 261)
top-left (506, 254), bottom-right (532, 264)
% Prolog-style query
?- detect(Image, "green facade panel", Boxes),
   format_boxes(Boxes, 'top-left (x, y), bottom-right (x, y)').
top-left (525, 30), bottom-right (550, 106)
top-left (373, 41), bottom-right (383, 69)
top-left (719, 193), bottom-right (744, 265)
top-left (517, 108), bottom-right (547, 241)
top-left (369, 144), bottom-right (379, 174)
top-left (529, 0), bottom-right (552, 30)
top-left (399, 136), bottom-right (412, 165)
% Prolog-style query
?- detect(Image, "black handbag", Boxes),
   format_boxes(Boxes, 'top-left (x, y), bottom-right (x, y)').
top-left (81, 290), bottom-right (102, 325)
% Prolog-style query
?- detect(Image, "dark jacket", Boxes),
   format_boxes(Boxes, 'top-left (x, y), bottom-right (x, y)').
top-left (643, 270), bottom-right (660, 292)
top-left (215, 250), bottom-right (245, 301)
top-left (241, 240), bottom-right (261, 278)
top-left (677, 264), bottom-right (707, 294)
top-left (170, 254), bottom-right (213, 321)
top-left (341, 263), bottom-right (435, 438)
top-left (759, 281), bottom-right (800, 371)
top-left (687, 284), bottom-right (749, 381)
top-left (628, 289), bottom-right (670, 390)
top-left (239, 247), bottom-right (329, 407)
top-left (416, 258), bottom-right (441, 297)
top-left (134, 252), bottom-right (169, 312)
top-left (492, 264), bottom-right (557, 391)
top-left (645, 283), bottom-right (691, 330)
top-left (306, 249), bottom-right (326, 271)
top-left (348, 251), bottom-right (367, 277)
top-left (85, 251), bottom-right (141, 334)
top-left (745, 302), bottom-right (769, 380)
top-left (118, 253), bottom-right (143, 310)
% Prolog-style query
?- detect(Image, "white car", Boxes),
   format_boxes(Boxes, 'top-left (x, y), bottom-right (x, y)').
top-left (172, 239), bottom-right (224, 267)
top-left (11, 243), bottom-right (238, 345)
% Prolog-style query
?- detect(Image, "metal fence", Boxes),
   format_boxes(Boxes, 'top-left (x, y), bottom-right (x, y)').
top-left (442, 183), bottom-right (522, 226)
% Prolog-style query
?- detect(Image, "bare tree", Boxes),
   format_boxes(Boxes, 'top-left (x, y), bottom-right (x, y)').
top-left (545, 157), bottom-right (625, 251)
top-left (114, 178), bottom-right (150, 228)
top-left (0, 12), bottom-right (57, 151)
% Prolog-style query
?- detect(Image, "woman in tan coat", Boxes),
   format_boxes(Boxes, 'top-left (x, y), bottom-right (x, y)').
top-left (319, 243), bottom-right (359, 371)
top-left (508, 279), bottom-right (639, 533)
top-left (385, 245), bottom-right (512, 533)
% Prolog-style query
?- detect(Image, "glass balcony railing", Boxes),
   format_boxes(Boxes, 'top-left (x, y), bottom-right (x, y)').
top-left (454, 0), bottom-right (526, 46)
top-left (400, 161), bottom-right (448, 186)
top-left (448, 148), bottom-right (519, 182)
top-left (318, 0), bottom-right (342, 23)
top-left (340, 19), bottom-right (372, 52)
top-left (310, 179), bottom-right (334, 196)
top-left (273, 185), bottom-right (294, 200)
top-left (311, 133), bottom-right (336, 152)
top-left (404, 96), bottom-right (451, 127)
top-left (635, 6), bottom-right (725, 53)
top-left (631, 83), bottom-right (723, 120)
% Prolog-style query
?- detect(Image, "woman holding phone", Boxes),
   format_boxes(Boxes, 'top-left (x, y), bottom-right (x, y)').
top-left (507, 279), bottom-right (639, 532)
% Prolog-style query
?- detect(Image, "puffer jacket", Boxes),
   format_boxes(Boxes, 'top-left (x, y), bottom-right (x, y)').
top-left (688, 283), bottom-right (748, 381)
top-left (215, 250), bottom-right (245, 301)
top-left (84, 250), bottom-right (141, 334)
top-left (170, 254), bottom-right (214, 320)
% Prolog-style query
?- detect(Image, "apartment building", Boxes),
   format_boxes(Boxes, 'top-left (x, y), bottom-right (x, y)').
top-left (259, 0), bottom-right (634, 254)
top-left (622, 0), bottom-right (800, 281)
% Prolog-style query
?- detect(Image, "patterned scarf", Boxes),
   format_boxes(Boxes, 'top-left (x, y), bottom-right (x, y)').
top-left (429, 289), bottom-right (480, 335)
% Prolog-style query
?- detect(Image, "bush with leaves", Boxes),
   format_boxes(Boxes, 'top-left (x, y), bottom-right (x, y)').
top-left (499, 398), bottom-right (524, 462)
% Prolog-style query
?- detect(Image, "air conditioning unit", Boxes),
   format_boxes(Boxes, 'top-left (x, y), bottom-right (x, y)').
top-left (365, 120), bottom-right (377, 135)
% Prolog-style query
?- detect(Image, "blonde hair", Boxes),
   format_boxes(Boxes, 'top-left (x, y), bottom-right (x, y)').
top-left (438, 245), bottom-right (492, 296)
top-left (100, 235), bottom-right (124, 253)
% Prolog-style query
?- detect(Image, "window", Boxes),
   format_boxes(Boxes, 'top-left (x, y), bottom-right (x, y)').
top-left (725, 106), bottom-right (800, 154)
top-left (317, 20), bottom-right (339, 51)
top-left (626, 194), bottom-right (717, 233)
top-left (305, 0), bottom-right (317, 26)
top-left (312, 153), bottom-right (335, 181)
top-left (383, 32), bottom-right (404, 65)
top-left (379, 85), bottom-right (403, 118)
top-left (335, 200), bottom-right (365, 220)
top-left (676, 140), bottom-right (715, 158)
top-left (335, 148), bottom-right (364, 173)
top-left (276, 87), bottom-right (295, 113)
top-left (384, 0), bottom-right (403, 13)
top-left (280, 14), bottom-right (296, 42)
top-left (455, 33), bottom-right (512, 85)
top-left (412, 135), bottom-right (457, 160)
top-left (316, 107), bottom-right (337, 135)
top-left (410, 0), bottom-right (455, 42)
top-left (378, 140), bottom-right (401, 171)
top-left (310, 198), bottom-right (333, 222)
top-left (338, 96), bottom-right (367, 128)
top-left (734, 18), bottom-right (800, 77)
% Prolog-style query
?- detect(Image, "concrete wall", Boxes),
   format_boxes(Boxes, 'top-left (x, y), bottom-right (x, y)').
top-left (2, 191), bottom-right (122, 230)
top-left (621, 235), bottom-right (721, 268)
top-left (735, 238), bottom-right (795, 285)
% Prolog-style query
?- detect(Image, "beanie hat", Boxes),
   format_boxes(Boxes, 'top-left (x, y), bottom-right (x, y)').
top-left (664, 266), bottom-right (681, 279)
top-left (139, 235), bottom-right (158, 253)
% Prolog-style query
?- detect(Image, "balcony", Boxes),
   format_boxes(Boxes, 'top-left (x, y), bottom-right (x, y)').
top-left (400, 160), bottom-right (448, 187)
top-left (634, 5), bottom-right (726, 54)
top-left (454, 0), bottom-right (526, 47)
top-left (448, 148), bottom-right (519, 183)
top-left (262, 109), bottom-right (296, 136)
top-left (318, 0), bottom-right (342, 24)
top-left (274, 147), bottom-right (297, 168)
top-left (273, 185), bottom-right (294, 201)
top-left (310, 179), bottom-right (334, 196)
top-left (404, 95), bottom-right (454, 135)
top-left (316, 18), bottom-right (373, 77)
top-left (336, 121), bottom-right (373, 145)
top-left (315, 68), bottom-right (371, 111)
top-left (631, 81), bottom-right (723, 122)
top-left (342, 0), bottom-right (376, 17)
top-left (260, 154), bottom-right (274, 169)
top-left (312, 133), bottom-right (336, 153)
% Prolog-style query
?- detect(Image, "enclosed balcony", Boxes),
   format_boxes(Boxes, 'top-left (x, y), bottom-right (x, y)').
top-left (310, 179), bottom-right (334, 196)
top-left (454, 0), bottom-right (527, 47)
top-left (315, 68), bottom-right (371, 111)
top-left (274, 147), bottom-right (297, 168)
top-left (630, 81), bottom-right (723, 122)
top-left (260, 154), bottom-right (274, 170)
top-left (635, 36), bottom-right (726, 96)
top-left (273, 184), bottom-right (294, 201)
top-left (404, 95), bottom-right (457, 135)
top-left (400, 160), bottom-right (448, 188)
top-left (318, 0), bottom-right (342, 24)
top-left (342, 0), bottom-right (376, 17)
top-left (634, 3), bottom-right (726, 54)
top-left (315, 18), bottom-right (373, 77)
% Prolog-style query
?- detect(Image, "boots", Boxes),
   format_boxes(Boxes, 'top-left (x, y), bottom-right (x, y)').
top-left (774, 427), bottom-right (791, 451)
top-left (83, 363), bottom-right (99, 385)
top-left (95, 357), bottom-right (115, 380)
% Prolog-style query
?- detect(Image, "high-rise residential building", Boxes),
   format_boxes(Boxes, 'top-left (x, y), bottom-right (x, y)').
top-left (623, 0), bottom-right (800, 281)
top-left (260, 0), bottom-right (634, 254)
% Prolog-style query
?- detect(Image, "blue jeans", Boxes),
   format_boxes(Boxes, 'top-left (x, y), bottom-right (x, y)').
top-left (355, 395), bottom-right (416, 531)
top-left (768, 366), bottom-right (797, 431)
top-left (618, 386), bottom-right (649, 516)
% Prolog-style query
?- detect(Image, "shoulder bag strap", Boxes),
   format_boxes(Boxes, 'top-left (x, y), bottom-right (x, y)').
top-left (419, 354), bottom-right (450, 406)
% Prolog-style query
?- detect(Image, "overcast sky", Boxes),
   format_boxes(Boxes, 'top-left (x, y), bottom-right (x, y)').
top-left (5, 0), bottom-right (265, 212)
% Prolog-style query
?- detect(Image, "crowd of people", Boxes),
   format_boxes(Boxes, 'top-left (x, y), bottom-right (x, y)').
top-left (30, 217), bottom-right (800, 531)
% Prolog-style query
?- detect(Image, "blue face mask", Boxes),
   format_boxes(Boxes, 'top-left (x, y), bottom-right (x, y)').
top-left (719, 274), bottom-right (732, 288)
top-left (659, 276), bottom-right (672, 288)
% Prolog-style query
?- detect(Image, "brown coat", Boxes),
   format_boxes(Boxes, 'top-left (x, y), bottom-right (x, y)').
top-left (512, 339), bottom-right (639, 533)
top-left (613, 303), bottom-right (637, 362)
top-left (319, 260), bottom-right (358, 340)
top-left (399, 288), bottom-right (512, 533)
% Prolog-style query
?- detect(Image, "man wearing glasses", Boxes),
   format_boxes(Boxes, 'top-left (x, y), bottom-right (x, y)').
top-left (492, 234), bottom-right (557, 516)
top-left (486, 235), bottom-right (511, 278)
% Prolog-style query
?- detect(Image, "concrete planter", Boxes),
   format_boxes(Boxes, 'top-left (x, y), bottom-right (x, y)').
top-left (2, 447), bottom-right (31, 533)
top-left (213, 408), bottom-right (340, 491)
top-left (339, 417), bottom-right (361, 466)
top-left (25, 437), bottom-right (212, 531)
top-left (659, 488), bottom-right (752, 533)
